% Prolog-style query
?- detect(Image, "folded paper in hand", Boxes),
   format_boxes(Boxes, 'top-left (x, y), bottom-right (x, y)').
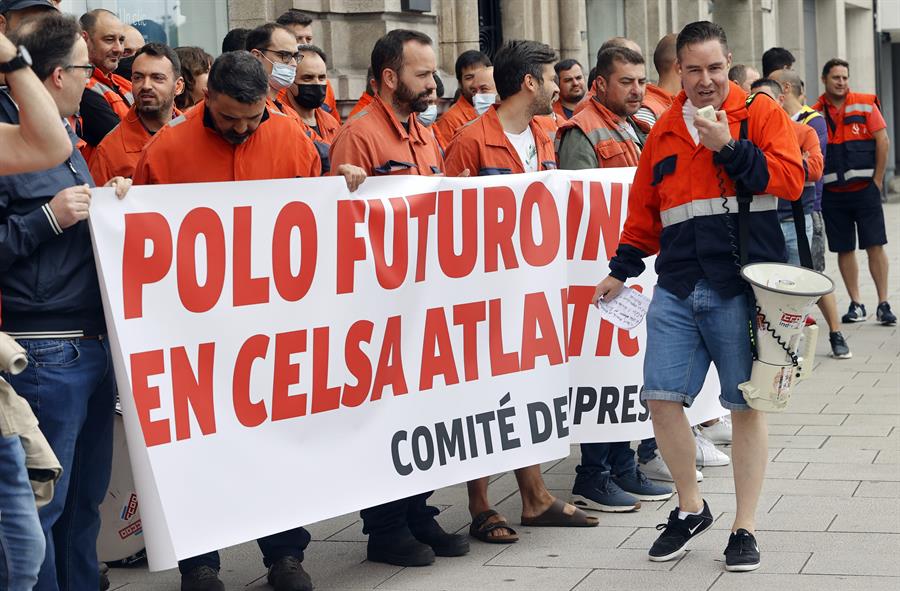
top-left (598, 287), bottom-right (651, 330)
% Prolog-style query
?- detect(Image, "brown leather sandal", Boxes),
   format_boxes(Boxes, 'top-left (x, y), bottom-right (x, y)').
top-left (469, 509), bottom-right (519, 543)
top-left (521, 498), bottom-right (600, 527)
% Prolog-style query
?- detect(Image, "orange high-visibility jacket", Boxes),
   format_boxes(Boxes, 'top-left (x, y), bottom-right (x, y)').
top-left (132, 101), bottom-right (320, 185)
top-left (444, 105), bottom-right (557, 176)
top-left (610, 82), bottom-right (804, 298)
top-left (329, 94), bottom-right (444, 176)
top-left (348, 92), bottom-right (373, 119)
top-left (89, 105), bottom-right (182, 185)
top-left (556, 96), bottom-right (650, 168)
top-left (434, 95), bottom-right (477, 144)
top-left (642, 83), bottom-right (676, 119)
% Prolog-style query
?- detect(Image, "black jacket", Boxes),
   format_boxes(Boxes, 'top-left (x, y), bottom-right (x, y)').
top-left (0, 89), bottom-right (105, 336)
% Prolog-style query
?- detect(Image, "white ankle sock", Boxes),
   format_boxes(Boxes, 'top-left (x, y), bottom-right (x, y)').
top-left (678, 507), bottom-right (703, 520)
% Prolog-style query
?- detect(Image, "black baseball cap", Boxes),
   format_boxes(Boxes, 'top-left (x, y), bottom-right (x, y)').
top-left (0, 0), bottom-right (57, 13)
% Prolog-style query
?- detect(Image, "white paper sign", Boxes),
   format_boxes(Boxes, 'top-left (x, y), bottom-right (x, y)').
top-left (598, 286), bottom-right (652, 330)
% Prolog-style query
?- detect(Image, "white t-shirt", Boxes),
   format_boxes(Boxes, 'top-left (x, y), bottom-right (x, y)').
top-left (505, 126), bottom-right (538, 172)
top-left (682, 99), bottom-right (700, 145)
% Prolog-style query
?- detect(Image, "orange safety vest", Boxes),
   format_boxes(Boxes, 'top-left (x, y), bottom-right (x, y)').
top-left (811, 91), bottom-right (881, 189)
top-left (85, 69), bottom-right (133, 120)
top-left (556, 97), bottom-right (650, 168)
top-left (434, 95), bottom-right (477, 144)
top-left (642, 83), bottom-right (675, 119)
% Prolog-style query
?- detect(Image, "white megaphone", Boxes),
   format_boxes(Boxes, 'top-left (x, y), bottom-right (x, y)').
top-left (739, 263), bottom-right (834, 412)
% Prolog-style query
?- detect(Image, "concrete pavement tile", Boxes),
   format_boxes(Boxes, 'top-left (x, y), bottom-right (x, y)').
top-left (767, 435), bottom-right (828, 448)
top-left (571, 568), bottom-right (720, 591)
top-left (697, 476), bottom-right (858, 497)
top-left (822, 402), bottom-right (900, 414)
top-left (798, 424), bottom-right (893, 436)
top-left (486, 545), bottom-right (672, 570)
top-left (709, 574), bottom-right (900, 591)
top-left (304, 542), bottom-right (401, 590)
top-left (307, 513), bottom-right (363, 541)
top-left (774, 448), bottom-right (877, 464)
top-left (874, 450), bottom-right (900, 464)
top-left (375, 564), bottom-right (592, 591)
top-left (768, 424), bottom-right (803, 435)
top-left (674, 550), bottom-right (811, 574)
top-left (800, 463), bottom-right (900, 481)
top-left (842, 413), bottom-right (900, 426)
top-left (766, 413), bottom-right (845, 425)
top-left (702, 461), bottom-right (807, 479)
top-left (855, 481), bottom-right (900, 497)
top-left (803, 550), bottom-right (900, 576)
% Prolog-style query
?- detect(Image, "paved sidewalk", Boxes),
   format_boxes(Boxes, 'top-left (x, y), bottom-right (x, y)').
top-left (111, 203), bottom-right (900, 591)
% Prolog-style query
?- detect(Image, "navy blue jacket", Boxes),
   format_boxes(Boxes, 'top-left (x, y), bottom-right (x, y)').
top-left (0, 89), bottom-right (105, 336)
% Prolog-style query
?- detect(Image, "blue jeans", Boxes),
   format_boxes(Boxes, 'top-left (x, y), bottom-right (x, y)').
top-left (0, 434), bottom-right (45, 591)
top-left (637, 438), bottom-right (657, 463)
top-left (577, 442), bottom-right (635, 481)
top-left (3, 338), bottom-right (115, 591)
top-left (781, 214), bottom-right (814, 266)
top-left (641, 280), bottom-right (753, 411)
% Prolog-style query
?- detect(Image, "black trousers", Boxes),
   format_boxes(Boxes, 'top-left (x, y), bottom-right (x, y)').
top-left (360, 491), bottom-right (436, 538)
top-left (178, 527), bottom-right (311, 574)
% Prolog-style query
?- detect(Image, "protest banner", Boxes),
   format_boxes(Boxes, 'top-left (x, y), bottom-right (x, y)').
top-left (89, 169), bottom-right (724, 570)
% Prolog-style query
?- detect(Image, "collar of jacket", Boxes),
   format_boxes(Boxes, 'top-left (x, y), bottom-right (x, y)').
top-left (91, 67), bottom-right (129, 91)
top-left (370, 93), bottom-right (430, 145)
top-left (202, 101), bottom-right (270, 135)
top-left (656, 80), bottom-right (749, 143)
top-left (585, 95), bottom-right (652, 135)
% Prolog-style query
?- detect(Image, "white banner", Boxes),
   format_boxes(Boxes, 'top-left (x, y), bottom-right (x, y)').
top-left (89, 169), bottom-right (724, 570)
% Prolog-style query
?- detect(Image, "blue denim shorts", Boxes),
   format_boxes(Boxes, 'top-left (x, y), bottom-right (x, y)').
top-left (640, 280), bottom-right (753, 411)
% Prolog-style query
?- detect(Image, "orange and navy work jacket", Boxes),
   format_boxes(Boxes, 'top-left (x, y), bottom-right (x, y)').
top-left (275, 90), bottom-right (341, 173)
top-left (85, 69), bottom-right (133, 120)
top-left (434, 95), bottom-right (477, 145)
top-left (329, 94), bottom-right (444, 176)
top-left (88, 105), bottom-right (181, 185)
top-left (132, 101), bottom-right (320, 185)
top-left (610, 82), bottom-right (804, 298)
top-left (444, 105), bottom-right (557, 177)
top-left (811, 91), bottom-right (885, 191)
top-left (556, 96), bottom-right (650, 168)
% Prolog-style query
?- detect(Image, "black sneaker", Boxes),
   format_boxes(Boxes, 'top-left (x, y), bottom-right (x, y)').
top-left (648, 500), bottom-right (714, 562)
top-left (828, 331), bottom-right (852, 359)
top-left (367, 529), bottom-right (435, 566)
top-left (842, 301), bottom-right (867, 323)
top-left (877, 302), bottom-right (897, 326)
top-left (410, 518), bottom-right (470, 557)
top-left (181, 565), bottom-right (225, 591)
top-left (724, 528), bottom-right (761, 572)
top-left (267, 556), bottom-right (313, 591)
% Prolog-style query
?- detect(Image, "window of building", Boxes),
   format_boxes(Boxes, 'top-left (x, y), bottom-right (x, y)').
top-left (58, 0), bottom-right (228, 56)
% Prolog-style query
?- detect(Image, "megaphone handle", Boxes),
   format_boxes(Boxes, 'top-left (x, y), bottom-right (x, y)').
top-left (798, 325), bottom-right (818, 379)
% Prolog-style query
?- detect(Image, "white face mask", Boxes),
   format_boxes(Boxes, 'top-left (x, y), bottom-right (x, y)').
top-left (417, 104), bottom-right (438, 126)
top-left (268, 62), bottom-right (297, 91)
top-left (473, 93), bottom-right (496, 115)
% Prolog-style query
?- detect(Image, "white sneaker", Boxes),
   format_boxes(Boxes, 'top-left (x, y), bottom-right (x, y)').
top-left (639, 455), bottom-right (704, 483)
top-left (697, 416), bottom-right (732, 445)
top-left (695, 431), bottom-right (730, 467)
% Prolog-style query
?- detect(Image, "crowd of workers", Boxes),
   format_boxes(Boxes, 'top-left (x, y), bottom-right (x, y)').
top-left (0, 0), bottom-right (893, 590)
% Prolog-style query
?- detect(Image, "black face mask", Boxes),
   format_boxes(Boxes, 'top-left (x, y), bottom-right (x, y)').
top-left (294, 84), bottom-right (327, 109)
top-left (115, 55), bottom-right (135, 80)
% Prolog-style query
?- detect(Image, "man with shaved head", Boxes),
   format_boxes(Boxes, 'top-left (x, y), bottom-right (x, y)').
top-left (77, 9), bottom-right (131, 158)
top-left (112, 24), bottom-right (144, 79)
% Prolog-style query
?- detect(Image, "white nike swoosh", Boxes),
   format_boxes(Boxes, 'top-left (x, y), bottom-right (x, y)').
top-left (688, 522), bottom-right (704, 535)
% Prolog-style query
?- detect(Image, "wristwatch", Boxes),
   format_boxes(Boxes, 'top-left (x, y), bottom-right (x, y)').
top-left (0, 46), bottom-right (33, 74)
top-left (718, 138), bottom-right (737, 156)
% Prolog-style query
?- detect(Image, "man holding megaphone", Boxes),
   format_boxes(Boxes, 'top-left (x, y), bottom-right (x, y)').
top-left (591, 21), bottom-right (805, 573)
